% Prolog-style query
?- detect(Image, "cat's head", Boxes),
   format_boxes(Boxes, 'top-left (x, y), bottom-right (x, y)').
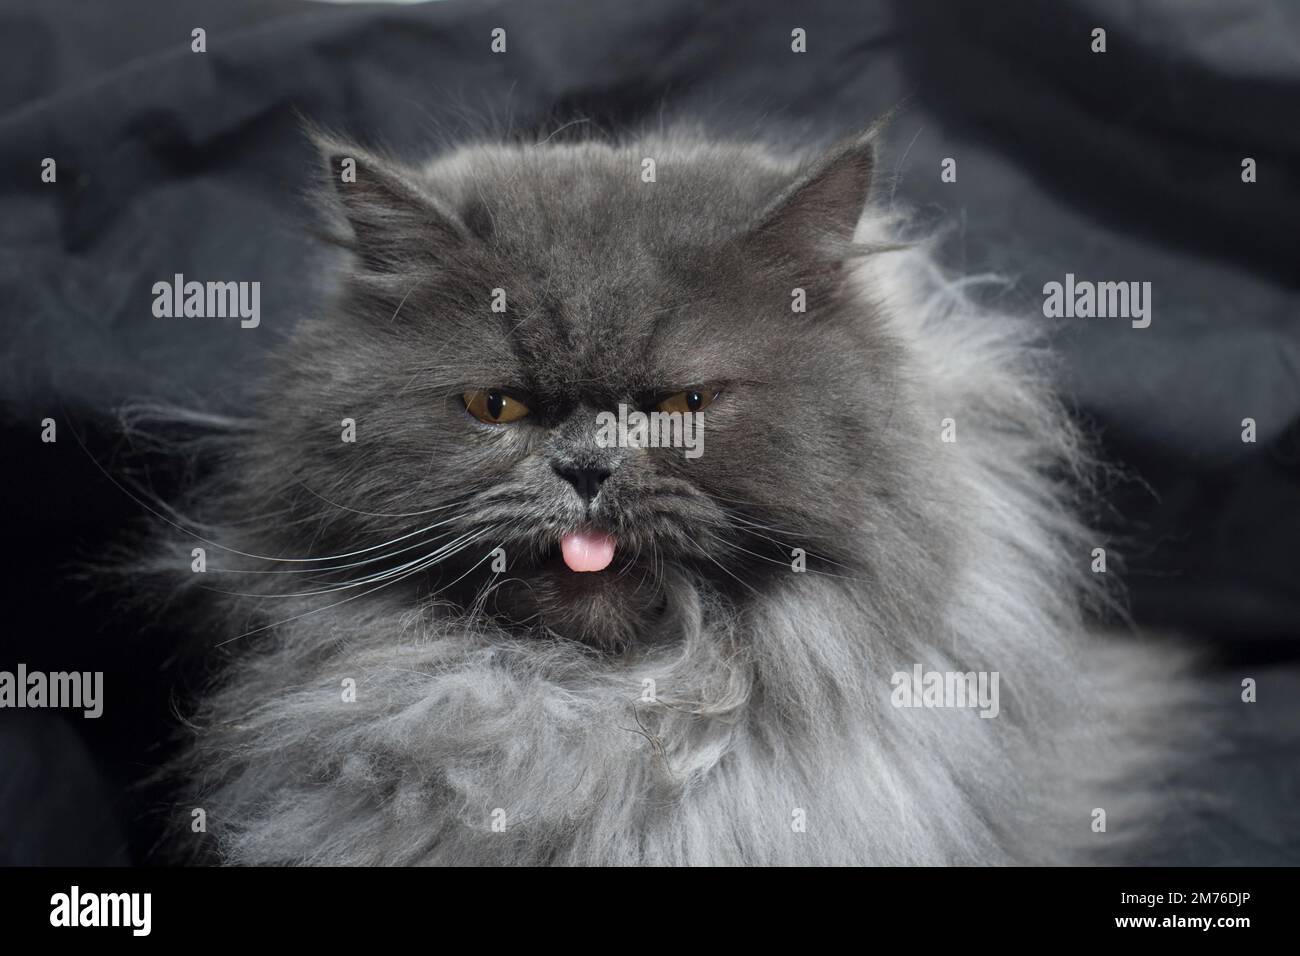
top-left (244, 130), bottom-right (916, 647)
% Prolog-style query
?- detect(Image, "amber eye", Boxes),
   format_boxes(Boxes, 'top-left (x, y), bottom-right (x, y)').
top-left (463, 389), bottom-right (530, 424)
top-left (657, 389), bottom-right (715, 414)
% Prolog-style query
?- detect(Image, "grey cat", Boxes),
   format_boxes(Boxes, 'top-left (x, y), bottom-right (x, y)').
top-left (161, 127), bottom-right (1203, 865)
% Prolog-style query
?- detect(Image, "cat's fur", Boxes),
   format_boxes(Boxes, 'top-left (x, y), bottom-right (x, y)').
top-left (159, 128), bottom-right (1202, 865)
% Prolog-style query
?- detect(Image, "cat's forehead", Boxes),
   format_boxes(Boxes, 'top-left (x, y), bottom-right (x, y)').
top-left (427, 141), bottom-right (785, 395)
top-left (428, 140), bottom-right (790, 250)
top-left (487, 266), bottom-right (704, 403)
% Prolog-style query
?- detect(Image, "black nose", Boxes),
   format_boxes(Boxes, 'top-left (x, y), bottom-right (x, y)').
top-left (553, 464), bottom-right (612, 504)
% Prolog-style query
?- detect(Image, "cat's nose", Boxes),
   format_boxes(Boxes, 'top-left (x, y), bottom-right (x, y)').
top-left (553, 463), bottom-right (612, 505)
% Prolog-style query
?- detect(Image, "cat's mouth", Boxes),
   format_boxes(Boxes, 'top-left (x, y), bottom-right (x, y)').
top-left (558, 528), bottom-right (617, 573)
top-left (488, 527), bottom-right (655, 648)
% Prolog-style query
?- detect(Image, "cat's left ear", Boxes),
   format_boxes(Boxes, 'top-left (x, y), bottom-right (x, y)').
top-left (745, 130), bottom-right (876, 275)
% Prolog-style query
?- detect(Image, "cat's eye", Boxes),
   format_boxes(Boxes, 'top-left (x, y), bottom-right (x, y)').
top-left (657, 389), bottom-right (715, 414)
top-left (463, 389), bottom-right (531, 424)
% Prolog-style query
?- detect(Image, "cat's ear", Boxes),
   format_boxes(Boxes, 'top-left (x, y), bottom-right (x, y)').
top-left (311, 132), bottom-right (468, 273)
top-left (745, 130), bottom-right (877, 274)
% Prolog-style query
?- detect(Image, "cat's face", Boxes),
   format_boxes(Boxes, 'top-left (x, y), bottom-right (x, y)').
top-left (256, 133), bottom-right (904, 647)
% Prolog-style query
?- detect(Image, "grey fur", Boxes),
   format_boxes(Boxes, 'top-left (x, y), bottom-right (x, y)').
top-left (162, 129), bottom-right (1206, 865)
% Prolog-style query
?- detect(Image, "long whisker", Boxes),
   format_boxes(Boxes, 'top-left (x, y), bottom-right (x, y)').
top-left (215, 528), bottom-right (496, 647)
top-left (722, 515), bottom-right (857, 572)
top-left (205, 516), bottom-right (472, 575)
top-left (700, 493), bottom-right (856, 570)
top-left (203, 528), bottom-right (485, 599)
top-left (66, 412), bottom-right (482, 566)
top-left (690, 539), bottom-right (762, 598)
top-left (716, 537), bottom-right (862, 581)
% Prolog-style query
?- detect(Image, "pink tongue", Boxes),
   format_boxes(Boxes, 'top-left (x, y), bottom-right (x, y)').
top-left (560, 531), bottom-right (617, 572)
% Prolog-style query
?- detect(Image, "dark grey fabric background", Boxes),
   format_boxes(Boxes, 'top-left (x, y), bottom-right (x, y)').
top-left (0, 0), bottom-right (1296, 863)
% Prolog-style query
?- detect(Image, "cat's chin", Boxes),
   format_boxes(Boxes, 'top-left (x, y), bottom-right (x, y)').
top-left (491, 555), bottom-right (668, 649)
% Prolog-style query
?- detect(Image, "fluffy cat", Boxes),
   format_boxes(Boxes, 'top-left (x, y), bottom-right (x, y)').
top-left (155, 126), bottom-right (1201, 865)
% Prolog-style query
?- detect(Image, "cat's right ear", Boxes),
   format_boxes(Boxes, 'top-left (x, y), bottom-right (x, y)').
top-left (311, 132), bottom-right (468, 273)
